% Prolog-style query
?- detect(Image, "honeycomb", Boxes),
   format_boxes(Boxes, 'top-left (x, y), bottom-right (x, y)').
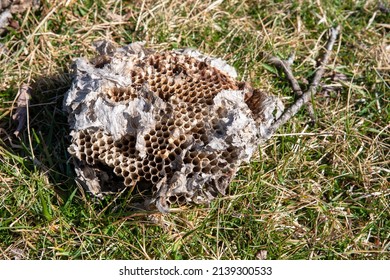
top-left (64, 41), bottom-right (283, 212)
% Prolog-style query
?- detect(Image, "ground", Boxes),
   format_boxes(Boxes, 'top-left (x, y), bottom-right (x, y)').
top-left (0, 0), bottom-right (389, 260)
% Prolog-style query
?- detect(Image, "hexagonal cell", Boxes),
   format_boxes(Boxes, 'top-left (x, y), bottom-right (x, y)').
top-left (168, 196), bottom-right (177, 204)
top-left (151, 175), bottom-right (159, 184)
top-left (124, 177), bottom-right (133, 187)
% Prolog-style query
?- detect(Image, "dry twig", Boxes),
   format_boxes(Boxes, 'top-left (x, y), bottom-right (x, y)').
top-left (268, 54), bottom-right (316, 122)
top-left (267, 25), bottom-right (340, 136)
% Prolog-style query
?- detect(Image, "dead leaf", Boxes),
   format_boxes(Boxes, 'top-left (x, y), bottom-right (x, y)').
top-left (255, 250), bottom-right (268, 260)
top-left (8, 18), bottom-right (19, 29)
top-left (4, 0), bottom-right (40, 14)
top-left (0, 9), bottom-right (12, 32)
top-left (12, 83), bottom-right (31, 138)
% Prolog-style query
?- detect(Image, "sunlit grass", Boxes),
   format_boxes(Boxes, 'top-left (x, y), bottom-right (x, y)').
top-left (0, 0), bottom-right (389, 260)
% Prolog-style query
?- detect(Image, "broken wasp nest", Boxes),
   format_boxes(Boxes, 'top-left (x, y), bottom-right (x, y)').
top-left (64, 41), bottom-right (283, 212)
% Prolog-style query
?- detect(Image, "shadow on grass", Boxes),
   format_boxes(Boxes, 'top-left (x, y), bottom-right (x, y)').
top-left (0, 72), bottom-right (155, 219)
top-left (0, 71), bottom-right (75, 202)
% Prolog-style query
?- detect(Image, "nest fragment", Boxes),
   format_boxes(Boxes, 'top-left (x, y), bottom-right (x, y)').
top-left (64, 41), bottom-right (283, 212)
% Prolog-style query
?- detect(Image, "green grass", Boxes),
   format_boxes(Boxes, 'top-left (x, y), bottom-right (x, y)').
top-left (0, 0), bottom-right (389, 260)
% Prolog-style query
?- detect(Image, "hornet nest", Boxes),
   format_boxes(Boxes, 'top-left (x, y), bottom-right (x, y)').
top-left (63, 41), bottom-right (285, 212)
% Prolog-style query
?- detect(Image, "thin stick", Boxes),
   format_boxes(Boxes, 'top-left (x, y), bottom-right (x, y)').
top-left (268, 54), bottom-right (316, 121)
top-left (269, 54), bottom-right (303, 96)
top-left (267, 26), bottom-right (340, 136)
